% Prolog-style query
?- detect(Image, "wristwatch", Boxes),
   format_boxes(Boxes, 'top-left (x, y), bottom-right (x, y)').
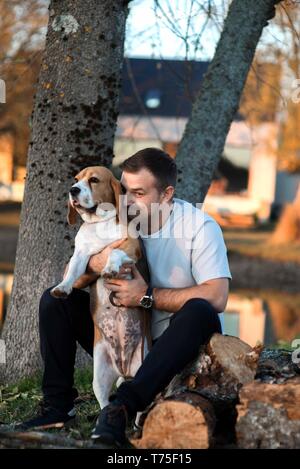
top-left (139, 285), bottom-right (154, 309)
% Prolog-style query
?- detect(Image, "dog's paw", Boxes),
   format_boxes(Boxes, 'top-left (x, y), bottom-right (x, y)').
top-left (102, 269), bottom-right (118, 279)
top-left (50, 285), bottom-right (72, 298)
top-left (102, 249), bottom-right (135, 280)
top-left (101, 262), bottom-right (121, 278)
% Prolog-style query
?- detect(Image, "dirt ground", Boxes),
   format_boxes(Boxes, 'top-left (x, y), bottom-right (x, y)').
top-left (224, 226), bottom-right (300, 293)
top-left (228, 250), bottom-right (300, 293)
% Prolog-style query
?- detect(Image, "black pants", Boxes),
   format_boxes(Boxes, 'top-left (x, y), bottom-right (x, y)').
top-left (39, 287), bottom-right (222, 413)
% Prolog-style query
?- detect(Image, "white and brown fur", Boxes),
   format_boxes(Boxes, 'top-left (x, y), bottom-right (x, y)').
top-left (50, 166), bottom-right (151, 410)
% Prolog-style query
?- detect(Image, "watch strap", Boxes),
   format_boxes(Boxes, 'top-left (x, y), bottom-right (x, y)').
top-left (145, 285), bottom-right (153, 297)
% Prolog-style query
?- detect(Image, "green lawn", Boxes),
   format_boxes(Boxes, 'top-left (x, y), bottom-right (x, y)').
top-left (0, 367), bottom-right (100, 440)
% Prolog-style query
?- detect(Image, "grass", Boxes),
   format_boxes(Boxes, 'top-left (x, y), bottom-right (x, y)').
top-left (224, 226), bottom-right (300, 264)
top-left (271, 340), bottom-right (300, 351)
top-left (0, 366), bottom-right (101, 440)
top-left (269, 335), bottom-right (300, 351)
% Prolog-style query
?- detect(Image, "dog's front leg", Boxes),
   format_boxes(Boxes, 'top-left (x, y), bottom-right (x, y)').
top-left (50, 249), bottom-right (89, 298)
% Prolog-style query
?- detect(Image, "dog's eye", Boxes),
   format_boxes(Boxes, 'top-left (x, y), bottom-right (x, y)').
top-left (89, 177), bottom-right (100, 184)
top-left (74, 178), bottom-right (78, 183)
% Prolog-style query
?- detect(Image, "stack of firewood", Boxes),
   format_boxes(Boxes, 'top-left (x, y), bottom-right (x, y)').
top-left (131, 334), bottom-right (300, 449)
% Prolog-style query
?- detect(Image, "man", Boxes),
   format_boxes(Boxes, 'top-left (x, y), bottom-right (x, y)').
top-left (17, 148), bottom-right (231, 447)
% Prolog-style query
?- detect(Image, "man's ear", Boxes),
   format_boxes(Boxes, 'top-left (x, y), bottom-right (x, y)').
top-left (161, 185), bottom-right (175, 203)
top-left (110, 176), bottom-right (122, 223)
top-left (67, 200), bottom-right (77, 225)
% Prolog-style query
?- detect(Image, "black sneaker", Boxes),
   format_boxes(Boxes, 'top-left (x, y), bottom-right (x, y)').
top-left (91, 400), bottom-right (131, 447)
top-left (13, 400), bottom-right (76, 432)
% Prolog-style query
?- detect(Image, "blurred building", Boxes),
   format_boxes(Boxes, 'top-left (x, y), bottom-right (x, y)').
top-left (1, 57), bottom-right (300, 329)
top-left (0, 127), bottom-right (14, 185)
top-left (0, 57), bottom-right (300, 221)
top-left (115, 58), bottom-right (300, 227)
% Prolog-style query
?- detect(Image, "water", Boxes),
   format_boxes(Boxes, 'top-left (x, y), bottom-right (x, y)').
top-left (224, 289), bottom-right (300, 347)
top-left (1, 274), bottom-right (300, 348)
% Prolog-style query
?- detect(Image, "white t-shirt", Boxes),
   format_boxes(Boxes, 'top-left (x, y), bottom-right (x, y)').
top-left (140, 197), bottom-right (232, 340)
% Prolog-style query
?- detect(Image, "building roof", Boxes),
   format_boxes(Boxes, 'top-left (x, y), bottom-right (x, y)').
top-left (120, 57), bottom-right (210, 118)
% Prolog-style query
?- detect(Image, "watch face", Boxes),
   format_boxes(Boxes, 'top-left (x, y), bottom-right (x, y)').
top-left (141, 296), bottom-right (153, 308)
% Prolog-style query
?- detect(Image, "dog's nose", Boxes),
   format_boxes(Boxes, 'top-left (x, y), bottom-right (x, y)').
top-left (70, 187), bottom-right (80, 196)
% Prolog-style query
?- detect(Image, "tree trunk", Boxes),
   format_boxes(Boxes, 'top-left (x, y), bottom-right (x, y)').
top-left (175, 0), bottom-right (282, 204)
top-left (0, 0), bottom-right (129, 383)
top-left (236, 377), bottom-right (300, 448)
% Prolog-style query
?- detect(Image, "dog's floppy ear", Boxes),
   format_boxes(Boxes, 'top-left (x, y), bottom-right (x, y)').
top-left (110, 176), bottom-right (122, 223)
top-left (67, 200), bottom-right (77, 225)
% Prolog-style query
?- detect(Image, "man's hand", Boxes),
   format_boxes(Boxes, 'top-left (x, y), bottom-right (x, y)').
top-left (87, 238), bottom-right (127, 274)
top-left (103, 264), bottom-right (148, 308)
top-left (62, 238), bottom-right (128, 290)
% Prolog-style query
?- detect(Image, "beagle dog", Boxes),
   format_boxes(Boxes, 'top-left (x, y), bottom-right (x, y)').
top-left (50, 166), bottom-right (151, 410)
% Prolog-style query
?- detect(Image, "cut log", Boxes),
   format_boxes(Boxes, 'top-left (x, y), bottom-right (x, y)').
top-left (255, 348), bottom-right (300, 383)
top-left (236, 377), bottom-right (300, 449)
top-left (133, 393), bottom-right (215, 449)
top-left (164, 334), bottom-right (262, 405)
top-left (132, 333), bottom-right (263, 449)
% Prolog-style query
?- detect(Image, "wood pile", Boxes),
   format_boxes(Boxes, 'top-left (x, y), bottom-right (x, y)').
top-left (131, 334), bottom-right (300, 449)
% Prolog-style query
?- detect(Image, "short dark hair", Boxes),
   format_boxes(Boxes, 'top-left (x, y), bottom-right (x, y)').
top-left (120, 147), bottom-right (177, 193)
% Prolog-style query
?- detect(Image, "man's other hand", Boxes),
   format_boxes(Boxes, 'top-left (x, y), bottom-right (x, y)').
top-left (87, 238), bottom-right (127, 275)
